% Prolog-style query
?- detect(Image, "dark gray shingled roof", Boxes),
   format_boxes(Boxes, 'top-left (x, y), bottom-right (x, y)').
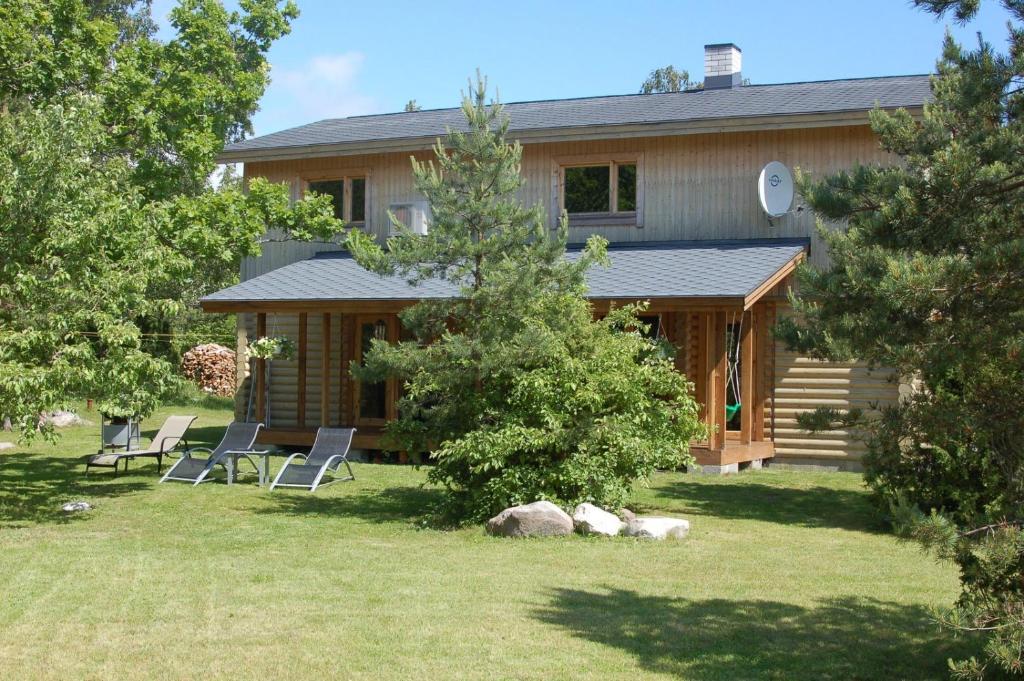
top-left (201, 238), bottom-right (809, 305)
top-left (224, 75), bottom-right (931, 157)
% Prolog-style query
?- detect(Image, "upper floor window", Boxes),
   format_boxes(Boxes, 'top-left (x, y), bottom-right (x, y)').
top-left (306, 175), bottom-right (367, 226)
top-left (555, 154), bottom-right (642, 228)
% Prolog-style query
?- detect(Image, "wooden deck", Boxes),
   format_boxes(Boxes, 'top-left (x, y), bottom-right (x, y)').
top-left (259, 427), bottom-right (774, 468)
top-left (691, 440), bottom-right (774, 466)
top-left (258, 427), bottom-right (385, 450)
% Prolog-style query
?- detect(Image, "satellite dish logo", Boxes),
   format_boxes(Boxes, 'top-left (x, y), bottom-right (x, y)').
top-left (769, 173), bottom-right (781, 188)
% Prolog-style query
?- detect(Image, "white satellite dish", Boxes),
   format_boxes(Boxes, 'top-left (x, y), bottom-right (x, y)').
top-left (758, 161), bottom-right (794, 218)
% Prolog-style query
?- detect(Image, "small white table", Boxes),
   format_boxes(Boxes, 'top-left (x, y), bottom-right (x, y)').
top-left (224, 449), bottom-right (273, 486)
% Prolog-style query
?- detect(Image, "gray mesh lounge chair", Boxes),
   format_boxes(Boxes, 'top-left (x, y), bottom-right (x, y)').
top-left (270, 427), bottom-right (356, 492)
top-left (160, 421), bottom-right (264, 485)
top-left (86, 415), bottom-right (196, 475)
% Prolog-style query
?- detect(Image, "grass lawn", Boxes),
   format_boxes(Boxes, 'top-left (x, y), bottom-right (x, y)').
top-left (0, 400), bottom-right (976, 680)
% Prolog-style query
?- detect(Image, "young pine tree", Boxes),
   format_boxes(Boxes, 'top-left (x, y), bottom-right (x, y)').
top-left (347, 76), bottom-right (703, 522)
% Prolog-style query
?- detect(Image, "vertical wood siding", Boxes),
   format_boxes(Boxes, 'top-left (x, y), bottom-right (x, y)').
top-left (241, 124), bottom-right (891, 279)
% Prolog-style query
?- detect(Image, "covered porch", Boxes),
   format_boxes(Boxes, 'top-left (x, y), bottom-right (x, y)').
top-left (200, 238), bottom-right (808, 470)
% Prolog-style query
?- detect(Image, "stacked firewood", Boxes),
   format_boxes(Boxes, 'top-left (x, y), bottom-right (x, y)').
top-left (180, 344), bottom-right (236, 397)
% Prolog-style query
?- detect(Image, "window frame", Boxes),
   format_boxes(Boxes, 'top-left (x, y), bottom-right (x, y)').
top-left (552, 153), bottom-right (644, 228)
top-left (300, 169), bottom-right (371, 229)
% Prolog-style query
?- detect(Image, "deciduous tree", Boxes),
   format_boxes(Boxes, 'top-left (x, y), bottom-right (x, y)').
top-left (0, 1), bottom-right (343, 434)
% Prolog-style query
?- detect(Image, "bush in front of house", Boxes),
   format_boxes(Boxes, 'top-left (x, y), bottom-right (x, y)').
top-left (422, 297), bottom-right (702, 522)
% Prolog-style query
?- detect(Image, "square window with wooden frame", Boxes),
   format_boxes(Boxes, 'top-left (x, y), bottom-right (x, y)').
top-left (305, 175), bottom-right (368, 227)
top-left (558, 157), bottom-right (641, 227)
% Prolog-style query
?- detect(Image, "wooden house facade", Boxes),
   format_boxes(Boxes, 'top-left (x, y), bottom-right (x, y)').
top-left (202, 45), bottom-right (929, 471)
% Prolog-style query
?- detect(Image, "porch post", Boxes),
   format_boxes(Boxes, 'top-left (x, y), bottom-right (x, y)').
top-left (297, 312), bottom-right (307, 427)
top-left (752, 302), bottom-right (767, 441)
top-left (740, 309), bottom-right (754, 445)
top-left (255, 312), bottom-right (266, 424)
top-left (705, 310), bottom-right (728, 451)
top-left (320, 313), bottom-right (331, 427)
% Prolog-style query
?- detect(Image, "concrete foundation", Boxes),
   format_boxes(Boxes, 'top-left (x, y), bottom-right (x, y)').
top-left (691, 462), bottom-right (739, 475)
top-left (770, 457), bottom-right (864, 473)
top-left (687, 458), bottom-right (770, 475)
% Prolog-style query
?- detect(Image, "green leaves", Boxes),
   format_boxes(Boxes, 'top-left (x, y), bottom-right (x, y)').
top-left (0, 2), bottom-right (344, 434)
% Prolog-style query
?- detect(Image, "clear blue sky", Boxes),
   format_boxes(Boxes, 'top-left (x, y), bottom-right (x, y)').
top-left (156, 0), bottom-right (1016, 137)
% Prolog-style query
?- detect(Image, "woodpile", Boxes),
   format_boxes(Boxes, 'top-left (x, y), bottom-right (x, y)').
top-left (181, 344), bottom-right (236, 397)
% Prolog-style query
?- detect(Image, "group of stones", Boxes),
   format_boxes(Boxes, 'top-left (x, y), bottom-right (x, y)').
top-left (486, 500), bottom-right (690, 540)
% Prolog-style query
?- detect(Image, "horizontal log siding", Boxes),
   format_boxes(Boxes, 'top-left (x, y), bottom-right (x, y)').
top-left (241, 124), bottom-right (892, 280)
top-left (241, 312), bottom-right (345, 428)
top-left (769, 344), bottom-right (900, 467)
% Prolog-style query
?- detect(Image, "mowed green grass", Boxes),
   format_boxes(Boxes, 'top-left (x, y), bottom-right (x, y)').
top-left (0, 401), bottom-right (975, 680)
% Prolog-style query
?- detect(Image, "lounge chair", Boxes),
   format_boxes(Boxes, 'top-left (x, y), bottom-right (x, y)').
top-left (270, 427), bottom-right (356, 492)
top-left (160, 421), bottom-right (264, 486)
top-left (86, 415), bottom-right (197, 475)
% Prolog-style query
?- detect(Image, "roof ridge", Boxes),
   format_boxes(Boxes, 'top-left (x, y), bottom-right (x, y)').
top-left (302, 74), bottom-right (932, 124)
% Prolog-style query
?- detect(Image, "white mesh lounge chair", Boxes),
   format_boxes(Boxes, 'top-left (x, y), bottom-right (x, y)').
top-left (160, 422), bottom-right (264, 486)
top-left (86, 415), bottom-right (197, 475)
top-left (270, 427), bottom-right (356, 492)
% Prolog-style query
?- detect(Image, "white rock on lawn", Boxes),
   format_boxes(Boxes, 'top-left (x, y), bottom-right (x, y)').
top-left (0, 442), bottom-right (14, 451)
top-left (625, 517), bottom-right (690, 540)
top-left (62, 501), bottom-right (93, 513)
top-left (486, 500), bottom-right (574, 537)
top-left (46, 411), bottom-right (90, 428)
top-left (572, 503), bottom-right (625, 537)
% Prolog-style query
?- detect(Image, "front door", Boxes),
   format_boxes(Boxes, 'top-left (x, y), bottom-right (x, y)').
top-left (353, 315), bottom-right (398, 426)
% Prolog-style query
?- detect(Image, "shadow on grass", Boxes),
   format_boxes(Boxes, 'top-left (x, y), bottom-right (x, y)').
top-left (257, 484), bottom-right (443, 524)
top-left (534, 587), bottom-right (975, 680)
top-left (0, 453), bottom-right (149, 528)
top-left (650, 479), bottom-right (883, 533)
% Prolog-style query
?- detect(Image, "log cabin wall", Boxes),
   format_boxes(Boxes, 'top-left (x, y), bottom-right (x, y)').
top-left (766, 303), bottom-right (901, 470)
top-left (239, 312), bottom-right (350, 428)
top-left (241, 124), bottom-right (892, 280)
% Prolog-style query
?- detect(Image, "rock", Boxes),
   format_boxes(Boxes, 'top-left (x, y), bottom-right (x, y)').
top-left (573, 503), bottom-right (625, 537)
top-left (625, 516), bottom-right (690, 540)
top-left (46, 411), bottom-right (90, 428)
top-left (486, 501), bottom-right (573, 537)
top-left (62, 501), bottom-right (93, 513)
top-left (0, 442), bottom-right (13, 451)
top-left (619, 508), bottom-right (637, 523)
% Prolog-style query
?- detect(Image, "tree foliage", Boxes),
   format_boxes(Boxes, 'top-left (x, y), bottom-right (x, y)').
top-left (639, 65), bottom-right (699, 93)
top-left (349, 77), bottom-right (704, 522)
top-left (777, 1), bottom-right (1024, 676)
top-left (0, 1), bottom-right (343, 433)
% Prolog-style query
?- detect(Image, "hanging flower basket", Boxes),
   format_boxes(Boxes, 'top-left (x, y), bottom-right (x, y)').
top-left (246, 336), bottom-right (296, 362)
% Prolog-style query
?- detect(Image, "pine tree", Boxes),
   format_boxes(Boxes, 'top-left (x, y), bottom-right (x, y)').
top-left (778, 2), bottom-right (1024, 676)
top-left (348, 76), bottom-right (703, 521)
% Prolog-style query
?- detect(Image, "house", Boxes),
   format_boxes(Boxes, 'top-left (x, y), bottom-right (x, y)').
top-left (201, 43), bottom-right (930, 472)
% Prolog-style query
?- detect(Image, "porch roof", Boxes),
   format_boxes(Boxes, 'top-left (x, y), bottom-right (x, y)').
top-left (200, 238), bottom-right (808, 312)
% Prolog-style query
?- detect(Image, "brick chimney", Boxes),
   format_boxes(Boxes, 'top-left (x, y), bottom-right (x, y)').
top-left (704, 43), bottom-right (742, 89)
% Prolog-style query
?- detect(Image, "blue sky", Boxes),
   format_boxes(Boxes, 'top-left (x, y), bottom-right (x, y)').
top-left (156, 0), bottom-right (1016, 137)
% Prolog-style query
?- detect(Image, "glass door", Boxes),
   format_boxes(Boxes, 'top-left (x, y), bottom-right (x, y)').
top-left (354, 315), bottom-right (396, 426)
